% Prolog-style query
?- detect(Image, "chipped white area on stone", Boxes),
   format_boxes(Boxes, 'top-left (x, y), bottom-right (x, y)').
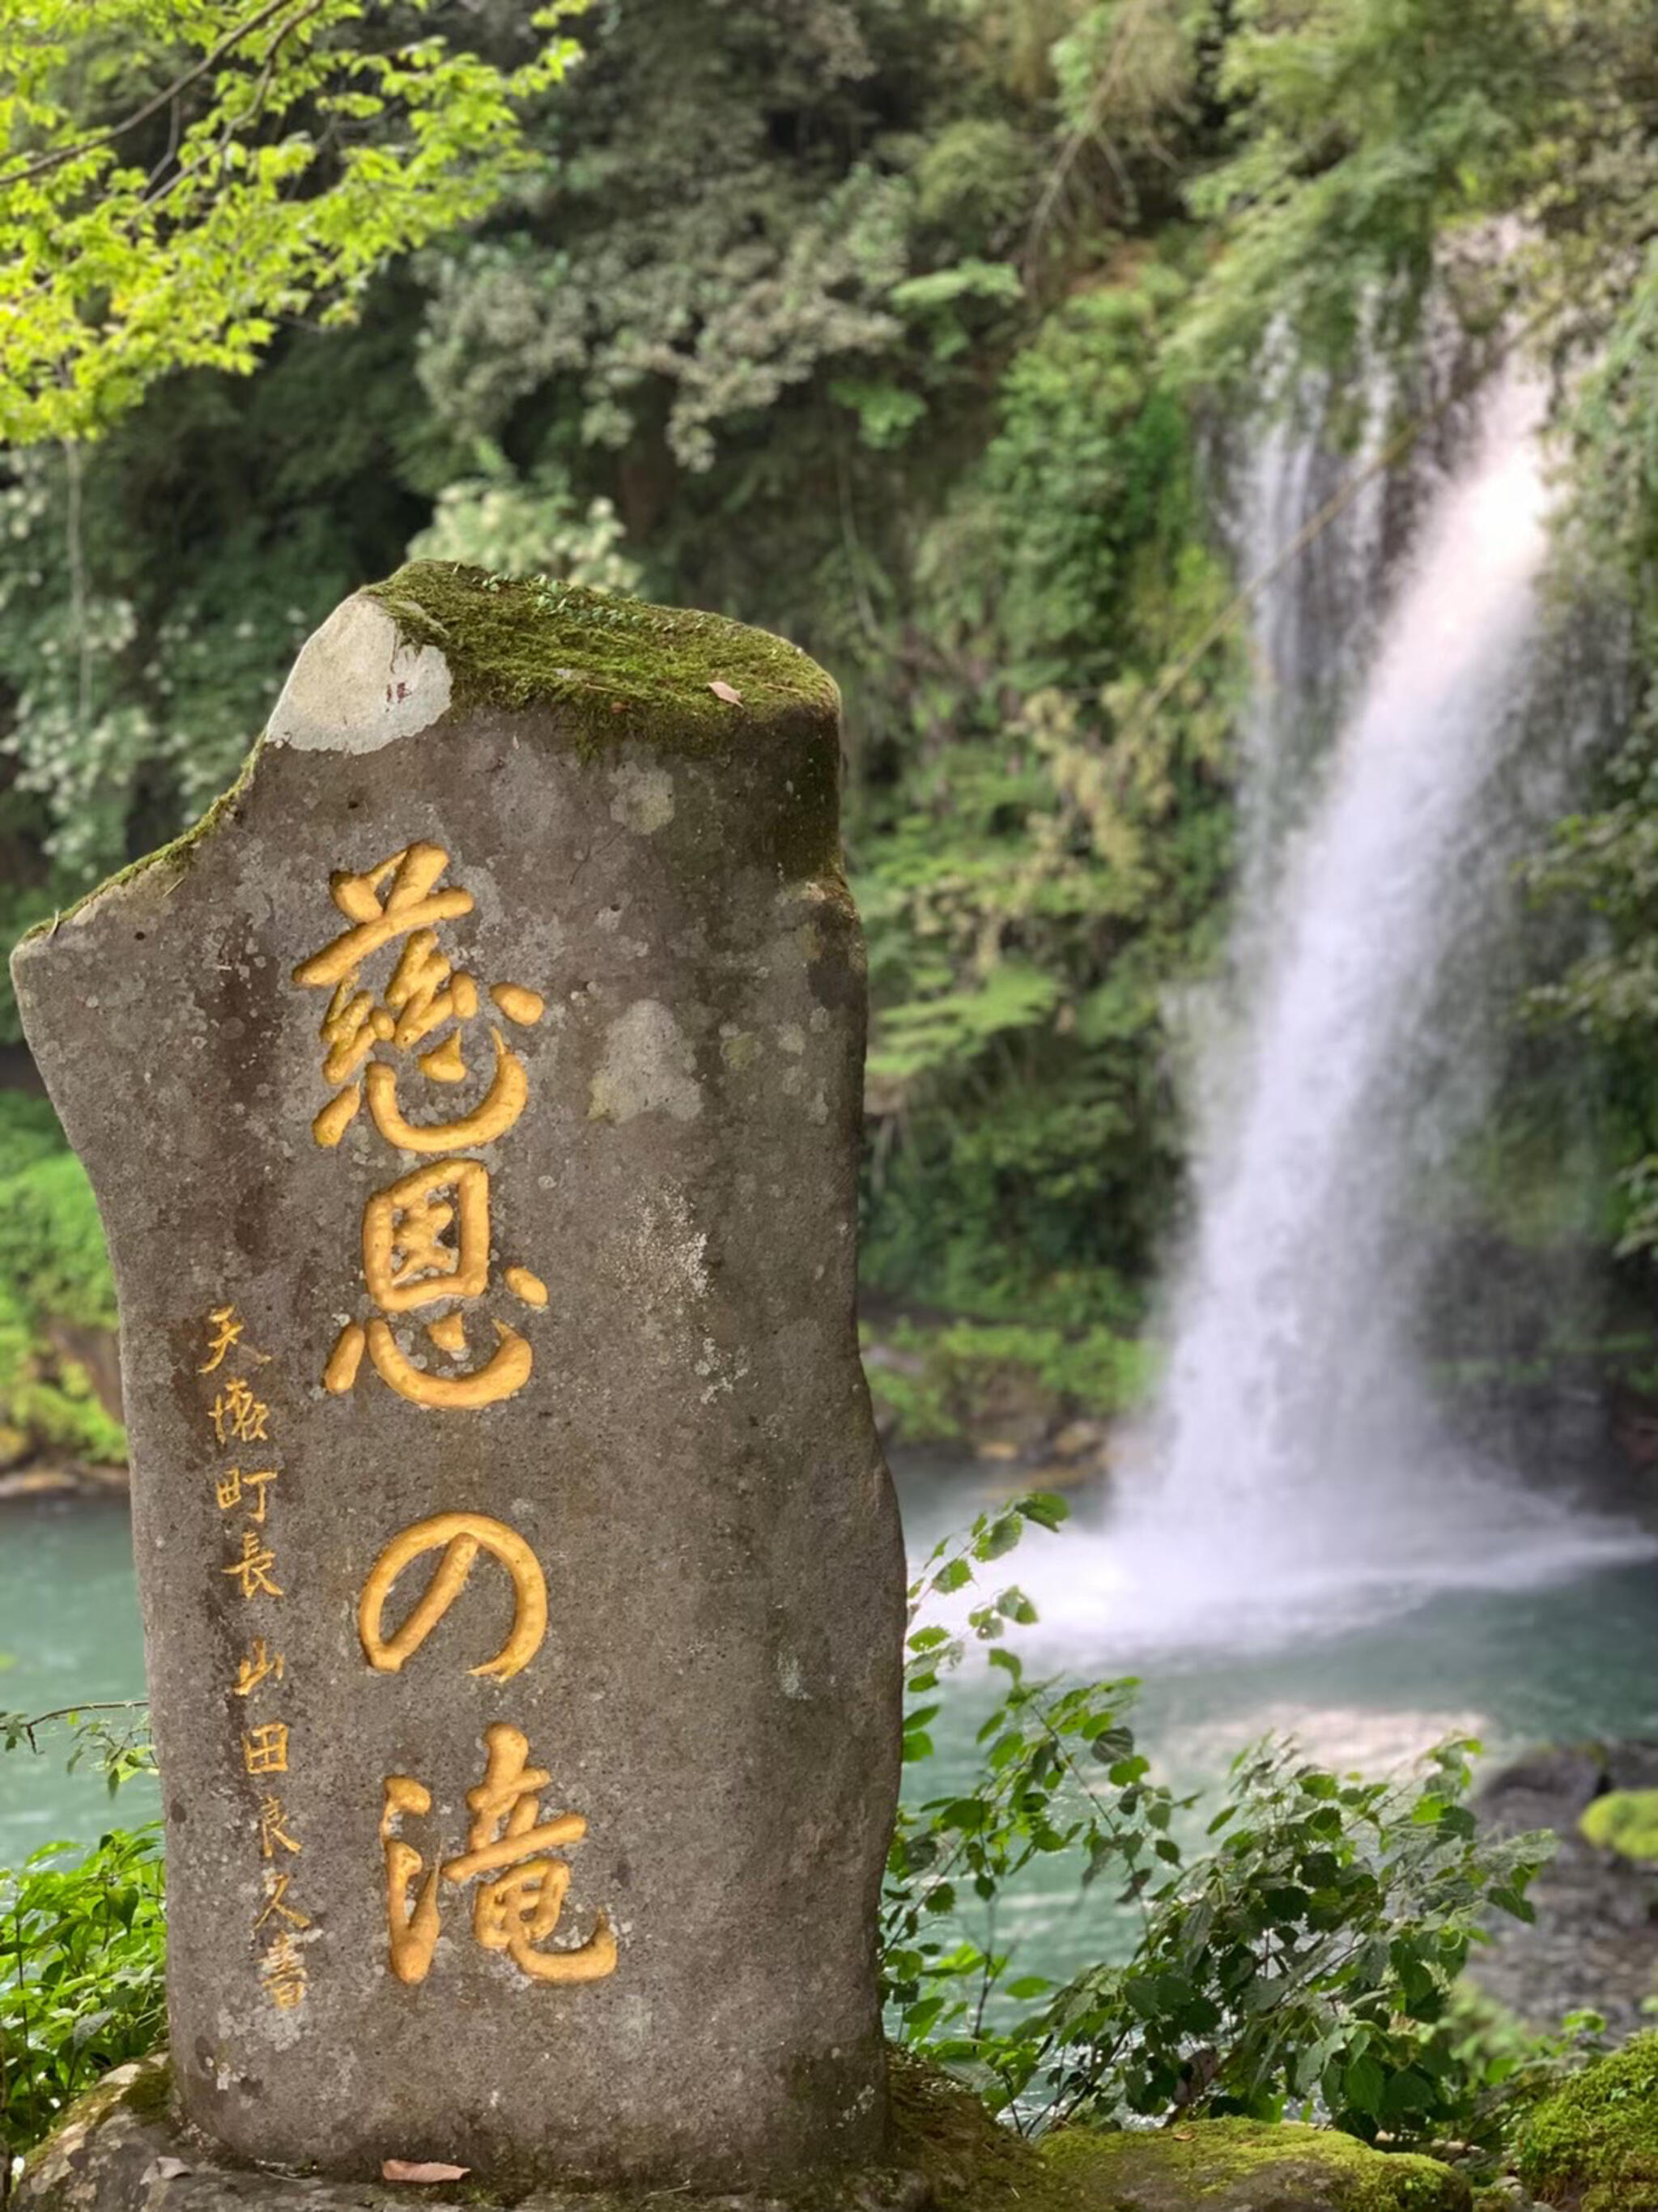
top-left (778, 1654), bottom-right (808, 1701)
top-left (589, 998), bottom-right (703, 1122)
top-left (609, 760), bottom-right (675, 833)
top-left (266, 596), bottom-right (452, 754)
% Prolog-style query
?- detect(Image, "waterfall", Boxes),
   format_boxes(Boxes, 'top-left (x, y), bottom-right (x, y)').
top-left (1167, 368), bottom-right (1549, 1516)
top-left (1025, 357), bottom-right (1655, 1653)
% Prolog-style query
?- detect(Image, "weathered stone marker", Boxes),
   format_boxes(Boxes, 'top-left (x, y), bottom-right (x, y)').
top-left (13, 566), bottom-right (904, 2189)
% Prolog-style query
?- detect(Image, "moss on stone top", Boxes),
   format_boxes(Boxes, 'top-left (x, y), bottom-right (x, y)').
top-left (1579, 1789), bottom-right (1658, 1861)
top-left (11, 566), bottom-right (841, 960)
top-left (1517, 2031), bottom-right (1658, 2211)
top-left (363, 562), bottom-right (840, 752)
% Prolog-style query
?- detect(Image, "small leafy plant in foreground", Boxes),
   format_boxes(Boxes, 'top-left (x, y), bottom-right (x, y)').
top-left (0, 1825), bottom-right (165, 2196)
top-left (884, 1498), bottom-right (1557, 2160)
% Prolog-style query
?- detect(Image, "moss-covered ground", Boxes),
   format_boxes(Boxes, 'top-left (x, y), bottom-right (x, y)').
top-left (1517, 2031), bottom-right (1658, 2210)
top-left (1041, 2115), bottom-right (1468, 2212)
top-left (889, 2054), bottom-right (1468, 2212)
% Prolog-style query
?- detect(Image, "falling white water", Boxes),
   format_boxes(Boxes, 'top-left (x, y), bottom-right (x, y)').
top-left (1012, 359), bottom-right (1656, 1655)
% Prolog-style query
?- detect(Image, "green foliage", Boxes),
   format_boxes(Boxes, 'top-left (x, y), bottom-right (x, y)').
top-left (0, 1150), bottom-right (116, 1338)
top-left (1174, 0), bottom-right (1543, 383)
top-left (863, 1317), bottom-right (1153, 1443)
top-left (1441, 1980), bottom-right (1609, 2120)
top-left (0, 1827), bottom-right (166, 2176)
top-left (887, 1504), bottom-right (1554, 2152)
top-left (852, 253), bottom-right (1240, 1319)
top-left (0, 1108), bottom-right (124, 1467)
top-left (927, 270), bottom-right (1204, 680)
top-left (0, 1095), bottom-right (68, 1178)
top-left (0, 1709), bottom-right (160, 2174)
top-left (1520, 245), bottom-right (1658, 1262)
top-left (0, 0), bottom-right (585, 444)
top-left (408, 449), bottom-right (641, 595)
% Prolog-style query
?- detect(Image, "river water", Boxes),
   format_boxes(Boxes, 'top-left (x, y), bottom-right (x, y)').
top-left (0, 1499), bottom-right (156, 1865)
top-left (5, 1475), bottom-right (1657, 1997)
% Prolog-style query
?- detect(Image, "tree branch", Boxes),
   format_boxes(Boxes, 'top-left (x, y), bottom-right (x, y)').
top-left (0, 0), bottom-right (309, 192)
top-left (6, 1702), bottom-right (149, 1755)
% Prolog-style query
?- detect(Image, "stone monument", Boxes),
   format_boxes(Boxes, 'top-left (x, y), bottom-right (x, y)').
top-left (13, 565), bottom-right (905, 2191)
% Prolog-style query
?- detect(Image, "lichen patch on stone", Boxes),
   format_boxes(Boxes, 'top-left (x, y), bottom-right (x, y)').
top-left (589, 1001), bottom-right (704, 1125)
top-left (605, 1188), bottom-right (712, 1338)
top-left (610, 763), bottom-right (676, 834)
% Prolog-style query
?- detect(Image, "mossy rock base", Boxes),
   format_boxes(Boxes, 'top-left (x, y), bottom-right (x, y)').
top-left (23, 2055), bottom-right (1467, 2212)
top-left (1042, 2116), bottom-right (1469, 2212)
top-left (18, 2054), bottom-right (933, 2212)
top-left (1517, 2031), bottom-right (1658, 2210)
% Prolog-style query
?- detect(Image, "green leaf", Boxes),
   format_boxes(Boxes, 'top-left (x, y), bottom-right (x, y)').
top-left (1015, 1492), bottom-right (1070, 1532)
top-left (1489, 1884), bottom-right (1537, 1925)
top-left (1344, 2053), bottom-right (1387, 2116)
top-left (972, 1516), bottom-right (1024, 1563)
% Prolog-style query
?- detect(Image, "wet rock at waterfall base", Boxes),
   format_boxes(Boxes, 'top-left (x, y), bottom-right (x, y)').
top-left (11, 565), bottom-right (904, 2190)
top-left (1471, 1741), bottom-right (1658, 2038)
